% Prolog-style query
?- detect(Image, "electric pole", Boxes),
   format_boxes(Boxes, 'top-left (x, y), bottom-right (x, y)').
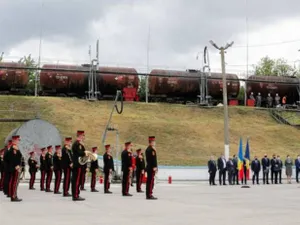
top-left (209, 40), bottom-right (234, 161)
top-left (146, 26), bottom-right (150, 103)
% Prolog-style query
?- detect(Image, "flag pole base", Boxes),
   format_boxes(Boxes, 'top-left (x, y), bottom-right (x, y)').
top-left (241, 185), bottom-right (250, 188)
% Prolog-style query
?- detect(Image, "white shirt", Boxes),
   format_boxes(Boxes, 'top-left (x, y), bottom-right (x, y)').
top-left (222, 158), bottom-right (226, 168)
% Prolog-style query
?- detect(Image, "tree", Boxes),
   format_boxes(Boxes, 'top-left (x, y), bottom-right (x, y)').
top-left (237, 86), bottom-right (245, 101)
top-left (254, 56), bottom-right (295, 76)
top-left (0, 52), bottom-right (3, 62)
top-left (138, 76), bottom-right (147, 101)
top-left (18, 54), bottom-right (37, 94)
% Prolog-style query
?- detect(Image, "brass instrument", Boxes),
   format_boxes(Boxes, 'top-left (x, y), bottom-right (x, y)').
top-left (78, 151), bottom-right (98, 165)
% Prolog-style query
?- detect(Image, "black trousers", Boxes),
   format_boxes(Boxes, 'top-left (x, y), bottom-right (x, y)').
top-left (63, 167), bottom-right (71, 195)
top-left (272, 171), bottom-right (279, 184)
top-left (122, 170), bottom-right (130, 195)
top-left (278, 170), bottom-right (282, 183)
top-left (104, 170), bottom-right (110, 192)
top-left (263, 170), bottom-right (269, 184)
top-left (46, 170), bottom-right (53, 191)
top-left (219, 169), bottom-right (226, 185)
top-left (146, 169), bottom-right (155, 198)
top-left (228, 170), bottom-right (234, 185)
top-left (232, 170), bottom-right (239, 184)
top-left (40, 170), bottom-right (46, 190)
top-left (54, 170), bottom-right (62, 193)
top-left (136, 170), bottom-right (143, 191)
top-left (209, 171), bottom-right (216, 185)
top-left (252, 172), bottom-right (259, 184)
top-left (80, 167), bottom-right (86, 190)
top-left (4, 171), bottom-right (11, 195)
top-left (271, 170), bottom-right (275, 183)
top-left (72, 167), bottom-right (82, 199)
top-left (296, 168), bottom-right (300, 183)
top-left (0, 172), bottom-right (5, 190)
top-left (241, 170), bottom-right (247, 184)
top-left (29, 171), bottom-right (36, 189)
top-left (90, 171), bottom-right (96, 190)
top-left (10, 170), bottom-right (19, 200)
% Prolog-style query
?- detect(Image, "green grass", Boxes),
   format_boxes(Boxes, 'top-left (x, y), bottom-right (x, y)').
top-left (1, 96), bottom-right (300, 166)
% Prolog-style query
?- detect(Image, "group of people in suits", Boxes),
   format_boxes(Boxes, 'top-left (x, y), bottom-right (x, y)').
top-left (208, 153), bottom-right (300, 185)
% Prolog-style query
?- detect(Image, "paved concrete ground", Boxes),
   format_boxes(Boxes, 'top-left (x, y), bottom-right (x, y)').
top-left (0, 182), bottom-right (299, 225)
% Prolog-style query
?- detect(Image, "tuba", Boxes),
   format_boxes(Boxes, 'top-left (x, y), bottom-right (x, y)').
top-left (78, 151), bottom-right (98, 165)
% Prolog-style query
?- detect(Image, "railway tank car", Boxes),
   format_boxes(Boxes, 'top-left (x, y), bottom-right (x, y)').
top-left (98, 67), bottom-right (139, 100)
top-left (148, 69), bottom-right (240, 103)
top-left (246, 75), bottom-right (299, 104)
top-left (39, 64), bottom-right (89, 97)
top-left (0, 62), bottom-right (29, 94)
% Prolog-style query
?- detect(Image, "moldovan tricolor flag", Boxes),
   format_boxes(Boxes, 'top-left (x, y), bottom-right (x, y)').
top-left (237, 137), bottom-right (244, 180)
top-left (244, 138), bottom-right (251, 180)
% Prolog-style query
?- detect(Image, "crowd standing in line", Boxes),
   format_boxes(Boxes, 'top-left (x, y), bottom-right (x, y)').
top-left (249, 92), bottom-right (287, 108)
top-left (208, 154), bottom-right (300, 185)
top-left (0, 131), bottom-right (158, 202)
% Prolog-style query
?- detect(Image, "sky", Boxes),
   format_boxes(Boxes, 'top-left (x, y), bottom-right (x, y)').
top-left (1, 0), bottom-right (300, 78)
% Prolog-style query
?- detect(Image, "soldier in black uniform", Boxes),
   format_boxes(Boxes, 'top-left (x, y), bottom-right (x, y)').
top-left (261, 154), bottom-right (270, 184)
top-left (251, 156), bottom-right (261, 185)
top-left (40, 148), bottom-right (47, 191)
top-left (145, 136), bottom-right (158, 200)
top-left (3, 140), bottom-right (12, 196)
top-left (62, 137), bottom-right (73, 197)
top-left (45, 146), bottom-right (54, 192)
top-left (89, 147), bottom-right (99, 192)
top-left (71, 130), bottom-right (87, 201)
top-left (0, 148), bottom-right (4, 191)
top-left (208, 156), bottom-right (217, 185)
top-left (103, 144), bottom-right (114, 194)
top-left (135, 149), bottom-right (145, 192)
top-left (7, 135), bottom-right (23, 202)
top-left (53, 145), bottom-right (63, 194)
top-left (121, 141), bottom-right (133, 196)
top-left (28, 151), bottom-right (39, 190)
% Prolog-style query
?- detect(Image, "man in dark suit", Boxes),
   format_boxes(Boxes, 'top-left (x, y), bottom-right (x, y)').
top-left (271, 154), bottom-right (277, 184)
top-left (207, 156), bottom-right (217, 185)
top-left (295, 155), bottom-right (300, 183)
top-left (261, 154), bottom-right (270, 184)
top-left (277, 155), bottom-right (283, 184)
top-left (232, 154), bottom-right (239, 185)
top-left (251, 156), bottom-right (261, 185)
top-left (217, 154), bottom-right (227, 185)
top-left (226, 158), bottom-right (235, 185)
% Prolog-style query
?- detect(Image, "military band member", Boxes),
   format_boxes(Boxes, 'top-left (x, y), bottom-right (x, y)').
top-left (3, 140), bottom-right (12, 196)
top-left (80, 163), bottom-right (87, 191)
top-left (145, 136), bottom-right (158, 200)
top-left (0, 148), bottom-right (5, 191)
top-left (121, 142), bottom-right (133, 196)
top-left (71, 130), bottom-right (87, 201)
top-left (62, 137), bottom-right (73, 197)
top-left (53, 145), bottom-right (63, 194)
top-left (90, 147), bottom-right (99, 192)
top-left (261, 154), bottom-right (270, 184)
top-left (28, 151), bottom-right (39, 190)
top-left (40, 148), bottom-right (47, 191)
top-left (208, 155), bottom-right (217, 186)
top-left (135, 149), bottom-right (145, 192)
top-left (7, 135), bottom-right (23, 202)
top-left (45, 146), bottom-right (54, 192)
top-left (103, 144), bottom-right (114, 194)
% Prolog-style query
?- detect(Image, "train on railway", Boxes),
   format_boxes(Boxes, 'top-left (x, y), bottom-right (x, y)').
top-left (0, 62), bottom-right (299, 105)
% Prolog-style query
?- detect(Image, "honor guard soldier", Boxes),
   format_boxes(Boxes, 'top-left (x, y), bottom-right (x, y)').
top-left (90, 147), bottom-right (99, 192)
top-left (7, 135), bottom-right (23, 202)
top-left (28, 151), bottom-right (39, 190)
top-left (145, 136), bottom-right (158, 200)
top-left (45, 146), bottom-right (54, 192)
top-left (53, 145), bottom-right (63, 194)
top-left (3, 140), bottom-right (12, 196)
top-left (0, 148), bottom-right (5, 191)
top-left (71, 130), bottom-right (87, 201)
top-left (40, 148), bottom-right (47, 191)
top-left (103, 144), bottom-right (114, 194)
top-left (62, 137), bottom-right (73, 197)
top-left (121, 142), bottom-right (133, 196)
top-left (135, 149), bottom-right (145, 192)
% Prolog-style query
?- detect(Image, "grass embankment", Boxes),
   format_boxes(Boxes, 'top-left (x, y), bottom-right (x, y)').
top-left (1, 96), bottom-right (300, 166)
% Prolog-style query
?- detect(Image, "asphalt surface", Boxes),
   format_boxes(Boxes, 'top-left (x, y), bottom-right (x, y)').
top-left (0, 181), bottom-right (299, 225)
